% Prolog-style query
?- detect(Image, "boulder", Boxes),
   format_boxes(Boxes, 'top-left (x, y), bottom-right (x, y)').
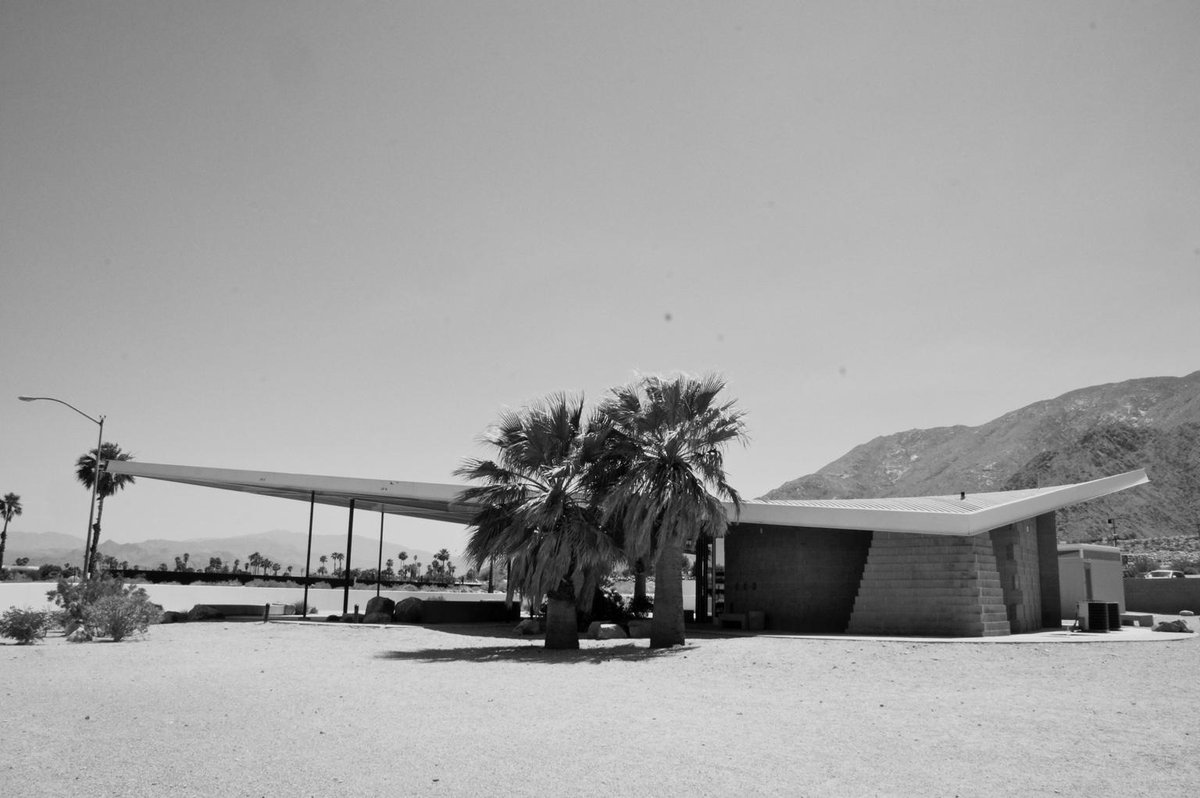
top-left (363, 611), bottom-right (392, 624)
top-left (1152, 619), bottom-right (1194, 633)
top-left (1180, 610), bottom-right (1195, 616)
top-left (627, 619), bottom-right (651, 639)
top-left (365, 596), bottom-right (395, 616)
top-left (514, 618), bottom-right (542, 636)
top-left (66, 627), bottom-right (92, 643)
top-left (586, 621), bottom-right (628, 640)
top-left (341, 612), bottom-right (364, 624)
top-left (159, 611), bottom-right (188, 624)
top-left (186, 605), bottom-right (225, 622)
top-left (393, 597), bottom-right (424, 623)
top-left (325, 614), bottom-right (341, 622)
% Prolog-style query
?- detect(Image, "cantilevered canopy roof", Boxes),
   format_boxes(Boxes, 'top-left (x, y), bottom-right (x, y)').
top-left (735, 469), bottom-right (1149, 535)
top-left (105, 461), bottom-right (1148, 537)
top-left (104, 461), bottom-right (477, 523)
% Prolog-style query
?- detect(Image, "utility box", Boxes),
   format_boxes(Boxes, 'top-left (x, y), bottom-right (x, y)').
top-left (1058, 544), bottom-right (1125, 619)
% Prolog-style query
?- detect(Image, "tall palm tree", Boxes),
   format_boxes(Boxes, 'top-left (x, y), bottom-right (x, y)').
top-left (600, 374), bottom-right (746, 649)
top-left (0, 492), bottom-right (23, 574)
top-left (75, 442), bottom-right (135, 575)
top-left (456, 393), bottom-right (620, 650)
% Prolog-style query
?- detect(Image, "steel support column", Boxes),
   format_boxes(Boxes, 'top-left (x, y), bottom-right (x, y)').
top-left (302, 491), bottom-right (315, 618)
top-left (342, 499), bottom-right (356, 615)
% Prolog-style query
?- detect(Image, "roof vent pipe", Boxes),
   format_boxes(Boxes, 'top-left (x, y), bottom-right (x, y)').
top-left (960, 491), bottom-right (965, 500)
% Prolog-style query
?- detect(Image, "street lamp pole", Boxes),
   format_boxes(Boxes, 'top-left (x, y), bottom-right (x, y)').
top-left (18, 396), bottom-right (105, 576)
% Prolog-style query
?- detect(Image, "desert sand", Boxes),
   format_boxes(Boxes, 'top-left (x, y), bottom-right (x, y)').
top-left (3, 618), bottom-right (1198, 797)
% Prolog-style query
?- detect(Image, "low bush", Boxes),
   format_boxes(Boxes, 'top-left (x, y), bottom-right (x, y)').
top-left (83, 593), bottom-right (160, 641)
top-left (48, 574), bottom-right (157, 637)
top-left (0, 606), bottom-right (52, 644)
top-left (290, 598), bottom-right (317, 615)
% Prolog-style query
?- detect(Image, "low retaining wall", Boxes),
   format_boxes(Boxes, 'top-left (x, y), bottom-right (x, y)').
top-left (1123, 578), bottom-right (1200, 614)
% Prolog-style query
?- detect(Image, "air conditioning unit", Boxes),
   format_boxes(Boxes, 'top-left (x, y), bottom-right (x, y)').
top-left (1076, 601), bottom-right (1111, 632)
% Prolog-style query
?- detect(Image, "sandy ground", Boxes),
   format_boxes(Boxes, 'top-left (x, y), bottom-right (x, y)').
top-left (3, 619), bottom-right (1198, 798)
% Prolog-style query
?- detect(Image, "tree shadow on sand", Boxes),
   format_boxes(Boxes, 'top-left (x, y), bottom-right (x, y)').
top-left (376, 642), bottom-right (692, 664)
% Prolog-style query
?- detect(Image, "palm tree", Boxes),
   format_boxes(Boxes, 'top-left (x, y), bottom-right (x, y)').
top-left (331, 552), bottom-right (343, 576)
top-left (319, 554), bottom-right (328, 575)
top-left (248, 552), bottom-right (262, 574)
top-left (456, 393), bottom-right (620, 650)
top-left (75, 442), bottom-right (135, 575)
top-left (1, 492), bottom-right (23, 573)
top-left (397, 550), bottom-right (408, 577)
top-left (600, 374), bottom-right (746, 648)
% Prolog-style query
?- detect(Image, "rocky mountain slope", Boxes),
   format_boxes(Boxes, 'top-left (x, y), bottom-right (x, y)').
top-left (762, 371), bottom-right (1200, 542)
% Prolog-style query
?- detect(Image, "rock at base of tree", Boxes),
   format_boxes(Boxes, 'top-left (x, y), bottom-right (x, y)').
top-left (1152, 619), bottom-right (1193, 633)
top-left (363, 611), bottom-right (392, 624)
top-left (186, 605), bottom-right (225, 622)
top-left (365, 596), bottom-right (395, 617)
top-left (341, 612), bottom-right (364, 623)
top-left (394, 597), bottom-right (424, 623)
top-left (159, 611), bottom-right (188, 624)
top-left (325, 615), bottom-right (341, 622)
top-left (627, 619), bottom-right (651, 639)
top-left (514, 618), bottom-right (542, 636)
top-left (586, 621), bottom-right (628, 640)
top-left (1180, 610), bottom-right (1195, 616)
top-left (66, 627), bottom-right (92, 643)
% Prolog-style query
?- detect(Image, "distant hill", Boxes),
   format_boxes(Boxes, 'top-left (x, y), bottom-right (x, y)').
top-left (3, 528), bottom-right (453, 573)
top-left (761, 371), bottom-right (1200, 542)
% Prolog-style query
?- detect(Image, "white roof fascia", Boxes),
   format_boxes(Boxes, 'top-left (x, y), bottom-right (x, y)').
top-left (728, 469), bottom-right (1148, 536)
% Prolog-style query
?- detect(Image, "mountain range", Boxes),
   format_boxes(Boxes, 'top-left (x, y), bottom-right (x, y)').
top-left (3, 528), bottom-right (451, 574)
top-left (761, 371), bottom-right (1200, 542)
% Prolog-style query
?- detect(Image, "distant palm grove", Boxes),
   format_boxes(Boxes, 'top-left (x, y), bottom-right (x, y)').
top-left (457, 372), bottom-right (746, 650)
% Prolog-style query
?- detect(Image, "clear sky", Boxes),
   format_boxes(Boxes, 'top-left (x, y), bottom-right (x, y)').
top-left (3, 2), bottom-right (1198, 559)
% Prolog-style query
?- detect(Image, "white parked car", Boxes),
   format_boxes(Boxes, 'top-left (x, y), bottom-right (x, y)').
top-left (1144, 569), bottom-right (1185, 579)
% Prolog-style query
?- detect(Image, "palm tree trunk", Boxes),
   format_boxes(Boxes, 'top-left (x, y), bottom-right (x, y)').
top-left (544, 579), bottom-right (580, 650)
top-left (0, 518), bottom-right (9, 572)
top-left (650, 538), bottom-right (686, 648)
top-left (633, 558), bottom-right (647, 607)
top-left (88, 497), bottom-right (106, 577)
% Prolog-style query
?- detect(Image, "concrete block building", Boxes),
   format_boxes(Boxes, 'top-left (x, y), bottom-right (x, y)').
top-left (700, 471), bottom-right (1147, 637)
top-left (105, 461), bottom-right (1147, 638)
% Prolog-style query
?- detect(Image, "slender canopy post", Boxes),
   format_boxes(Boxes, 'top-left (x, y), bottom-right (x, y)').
top-left (342, 499), bottom-right (356, 614)
top-left (17, 396), bottom-right (104, 576)
top-left (376, 511), bottom-right (384, 598)
top-left (302, 491), bottom-right (315, 618)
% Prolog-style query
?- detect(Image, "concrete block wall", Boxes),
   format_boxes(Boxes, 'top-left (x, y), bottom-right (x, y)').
top-left (846, 531), bottom-right (1011, 637)
top-left (724, 524), bottom-right (872, 633)
top-left (1123, 578), bottom-right (1200, 614)
top-left (989, 519), bottom-right (1044, 633)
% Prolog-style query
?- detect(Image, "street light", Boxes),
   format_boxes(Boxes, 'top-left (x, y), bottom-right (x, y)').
top-left (18, 395), bottom-right (105, 576)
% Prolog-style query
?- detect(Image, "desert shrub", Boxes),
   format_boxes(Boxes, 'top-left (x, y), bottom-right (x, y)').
top-left (0, 606), bottom-right (52, 644)
top-left (290, 598), bottom-right (317, 615)
top-left (37, 564), bottom-right (63, 580)
top-left (627, 592), bottom-right (654, 619)
top-left (83, 593), bottom-right (159, 641)
top-left (48, 574), bottom-right (154, 634)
